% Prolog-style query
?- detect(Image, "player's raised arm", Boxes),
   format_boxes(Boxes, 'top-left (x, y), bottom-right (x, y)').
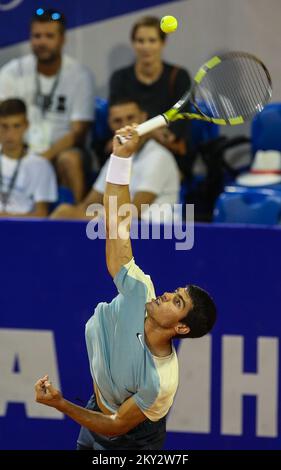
top-left (104, 125), bottom-right (139, 278)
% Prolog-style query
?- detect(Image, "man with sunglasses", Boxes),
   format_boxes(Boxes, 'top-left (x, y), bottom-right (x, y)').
top-left (0, 9), bottom-right (95, 202)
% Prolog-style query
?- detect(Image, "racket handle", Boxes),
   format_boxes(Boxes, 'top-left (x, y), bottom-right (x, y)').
top-left (116, 115), bottom-right (168, 144)
top-left (137, 115), bottom-right (168, 136)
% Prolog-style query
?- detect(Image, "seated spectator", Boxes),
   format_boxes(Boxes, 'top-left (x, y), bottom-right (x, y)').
top-left (0, 99), bottom-right (57, 218)
top-left (51, 98), bottom-right (179, 221)
top-left (0, 8), bottom-right (94, 202)
top-left (109, 15), bottom-right (192, 176)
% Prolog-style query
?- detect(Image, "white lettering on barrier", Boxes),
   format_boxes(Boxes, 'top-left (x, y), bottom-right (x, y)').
top-left (167, 335), bottom-right (211, 433)
top-left (1, 329), bottom-right (278, 434)
top-left (222, 336), bottom-right (278, 437)
top-left (167, 335), bottom-right (279, 437)
top-left (0, 329), bottom-right (63, 419)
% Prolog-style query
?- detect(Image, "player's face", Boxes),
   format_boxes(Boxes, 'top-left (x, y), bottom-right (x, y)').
top-left (132, 26), bottom-right (165, 65)
top-left (109, 103), bottom-right (146, 132)
top-left (0, 114), bottom-right (28, 152)
top-left (146, 288), bottom-right (193, 330)
top-left (31, 21), bottom-right (65, 63)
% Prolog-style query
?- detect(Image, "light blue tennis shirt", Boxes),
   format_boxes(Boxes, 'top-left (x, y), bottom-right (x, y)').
top-left (85, 258), bottom-right (179, 421)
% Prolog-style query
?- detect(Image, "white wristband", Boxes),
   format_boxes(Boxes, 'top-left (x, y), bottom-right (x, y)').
top-left (106, 154), bottom-right (132, 185)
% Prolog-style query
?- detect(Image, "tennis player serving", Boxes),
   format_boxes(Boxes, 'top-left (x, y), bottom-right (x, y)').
top-left (35, 125), bottom-right (217, 450)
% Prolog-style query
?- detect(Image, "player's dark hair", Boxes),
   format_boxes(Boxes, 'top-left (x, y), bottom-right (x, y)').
top-left (175, 285), bottom-right (217, 339)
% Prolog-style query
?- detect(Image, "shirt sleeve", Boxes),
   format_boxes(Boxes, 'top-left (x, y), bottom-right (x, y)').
top-left (133, 388), bottom-right (175, 422)
top-left (133, 349), bottom-right (179, 421)
top-left (114, 258), bottom-right (154, 298)
top-left (32, 158), bottom-right (58, 203)
top-left (70, 66), bottom-right (95, 122)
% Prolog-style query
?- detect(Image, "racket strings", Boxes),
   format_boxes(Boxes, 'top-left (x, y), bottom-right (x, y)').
top-left (194, 53), bottom-right (271, 121)
top-left (239, 56), bottom-right (265, 115)
top-left (244, 56), bottom-right (270, 112)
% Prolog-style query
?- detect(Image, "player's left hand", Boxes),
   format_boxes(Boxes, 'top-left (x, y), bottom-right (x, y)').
top-left (35, 375), bottom-right (63, 408)
top-left (113, 124), bottom-right (139, 158)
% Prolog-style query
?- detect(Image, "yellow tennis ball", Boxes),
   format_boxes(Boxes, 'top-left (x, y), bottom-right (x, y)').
top-left (160, 15), bottom-right (178, 34)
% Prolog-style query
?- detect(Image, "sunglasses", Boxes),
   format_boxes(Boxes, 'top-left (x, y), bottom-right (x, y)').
top-left (35, 8), bottom-right (62, 21)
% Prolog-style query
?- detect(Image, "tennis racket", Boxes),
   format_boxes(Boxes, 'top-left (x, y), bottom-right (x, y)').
top-left (118, 51), bottom-right (272, 142)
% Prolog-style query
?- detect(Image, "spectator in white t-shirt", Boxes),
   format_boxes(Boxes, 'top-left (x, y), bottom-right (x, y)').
top-left (0, 9), bottom-right (94, 202)
top-left (51, 98), bottom-right (179, 221)
top-left (0, 98), bottom-right (57, 217)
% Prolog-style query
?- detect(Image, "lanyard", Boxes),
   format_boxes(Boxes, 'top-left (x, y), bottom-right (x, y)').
top-left (34, 70), bottom-right (61, 116)
top-left (0, 150), bottom-right (25, 212)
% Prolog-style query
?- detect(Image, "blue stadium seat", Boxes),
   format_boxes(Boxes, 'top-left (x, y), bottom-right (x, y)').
top-left (213, 186), bottom-right (281, 225)
top-left (213, 103), bottom-right (281, 224)
top-left (57, 186), bottom-right (75, 204)
top-left (92, 97), bottom-right (110, 141)
top-left (50, 186), bottom-right (74, 212)
top-left (252, 102), bottom-right (281, 155)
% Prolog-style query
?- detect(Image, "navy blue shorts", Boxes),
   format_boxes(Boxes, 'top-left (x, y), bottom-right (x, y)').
top-left (77, 393), bottom-right (166, 450)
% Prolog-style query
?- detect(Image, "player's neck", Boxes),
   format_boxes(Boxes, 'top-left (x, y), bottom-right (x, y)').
top-left (1, 144), bottom-right (26, 160)
top-left (135, 61), bottom-right (163, 84)
top-left (144, 319), bottom-right (172, 357)
top-left (37, 56), bottom-right (62, 76)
